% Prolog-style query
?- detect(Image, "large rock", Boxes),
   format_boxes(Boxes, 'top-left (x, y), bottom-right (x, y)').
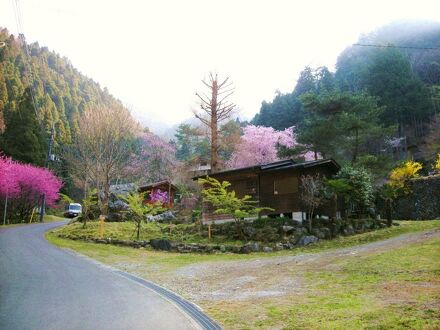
top-left (150, 239), bottom-right (172, 251)
top-left (297, 235), bottom-right (319, 246)
top-left (244, 242), bottom-right (261, 252)
top-left (342, 225), bottom-right (355, 236)
top-left (282, 225), bottom-right (295, 234)
top-left (106, 213), bottom-right (123, 222)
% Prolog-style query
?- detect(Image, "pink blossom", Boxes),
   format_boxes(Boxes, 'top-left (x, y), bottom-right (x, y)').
top-left (149, 189), bottom-right (169, 204)
top-left (227, 125), bottom-right (315, 169)
top-left (125, 132), bottom-right (179, 183)
top-left (0, 155), bottom-right (20, 198)
top-left (0, 153), bottom-right (63, 207)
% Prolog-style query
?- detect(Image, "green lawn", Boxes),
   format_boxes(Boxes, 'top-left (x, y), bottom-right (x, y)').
top-left (47, 220), bottom-right (440, 329)
top-left (205, 236), bottom-right (440, 329)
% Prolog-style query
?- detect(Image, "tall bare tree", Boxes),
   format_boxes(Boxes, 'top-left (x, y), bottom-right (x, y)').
top-left (194, 73), bottom-right (235, 172)
top-left (67, 104), bottom-right (139, 214)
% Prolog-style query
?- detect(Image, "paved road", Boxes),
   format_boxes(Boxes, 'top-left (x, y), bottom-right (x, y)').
top-left (0, 222), bottom-right (202, 330)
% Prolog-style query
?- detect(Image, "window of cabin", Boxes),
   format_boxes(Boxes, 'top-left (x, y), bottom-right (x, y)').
top-left (274, 176), bottom-right (298, 195)
top-left (231, 179), bottom-right (258, 198)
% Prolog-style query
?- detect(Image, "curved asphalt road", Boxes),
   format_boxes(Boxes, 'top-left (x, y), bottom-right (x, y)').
top-left (0, 222), bottom-right (214, 330)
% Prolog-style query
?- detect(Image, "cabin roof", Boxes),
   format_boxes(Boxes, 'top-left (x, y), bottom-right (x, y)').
top-left (193, 158), bottom-right (340, 179)
top-left (139, 180), bottom-right (178, 191)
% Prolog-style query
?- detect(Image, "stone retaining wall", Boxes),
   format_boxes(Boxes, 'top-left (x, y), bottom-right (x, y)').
top-left (57, 218), bottom-right (391, 254)
top-left (393, 175), bottom-right (440, 220)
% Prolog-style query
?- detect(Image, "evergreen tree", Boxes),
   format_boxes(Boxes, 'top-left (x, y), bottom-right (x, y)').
top-left (0, 88), bottom-right (47, 165)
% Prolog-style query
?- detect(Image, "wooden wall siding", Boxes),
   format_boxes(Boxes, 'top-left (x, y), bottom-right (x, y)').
top-left (201, 161), bottom-right (340, 221)
top-left (201, 173), bottom-right (259, 222)
top-left (212, 173), bottom-right (259, 199)
top-left (260, 170), bottom-right (301, 214)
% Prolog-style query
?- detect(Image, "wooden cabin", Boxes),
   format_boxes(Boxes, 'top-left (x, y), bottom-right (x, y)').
top-left (195, 159), bottom-right (340, 223)
top-left (139, 180), bottom-right (178, 208)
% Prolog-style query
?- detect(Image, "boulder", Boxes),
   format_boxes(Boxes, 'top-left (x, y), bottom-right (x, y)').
top-left (297, 235), bottom-right (319, 246)
top-left (282, 225), bottom-right (295, 234)
top-left (239, 245), bottom-right (253, 254)
top-left (106, 213), bottom-right (123, 222)
top-left (244, 242), bottom-right (261, 252)
top-left (263, 246), bottom-right (273, 253)
top-left (150, 239), bottom-right (172, 251)
top-left (283, 242), bottom-right (294, 250)
top-left (274, 242), bottom-right (284, 251)
top-left (342, 225), bottom-right (355, 236)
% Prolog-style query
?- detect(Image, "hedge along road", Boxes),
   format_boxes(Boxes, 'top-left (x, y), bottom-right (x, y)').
top-left (0, 221), bottom-right (220, 330)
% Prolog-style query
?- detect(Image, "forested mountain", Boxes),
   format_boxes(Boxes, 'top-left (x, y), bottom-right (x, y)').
top-left (0, 28), bottom-right (124, 164)
top-left (252, 20), bottom-right (440, 136)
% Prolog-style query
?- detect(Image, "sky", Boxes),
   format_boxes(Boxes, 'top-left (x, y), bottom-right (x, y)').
top-left (1, 0), bottom-right (439, 133)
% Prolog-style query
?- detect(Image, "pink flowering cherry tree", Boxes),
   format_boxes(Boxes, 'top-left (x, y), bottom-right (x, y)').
top-left (227, 125), bottom-right (315, 169)
top-left (0, 154), bottom-right (63, 224)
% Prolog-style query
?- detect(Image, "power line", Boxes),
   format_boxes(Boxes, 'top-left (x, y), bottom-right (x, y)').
top-left (11, 0), bottom-right (42, 128)
top-left (353, 43), bottom-right (440, 51)
top-left (12, 0), bottom-right (54, 223)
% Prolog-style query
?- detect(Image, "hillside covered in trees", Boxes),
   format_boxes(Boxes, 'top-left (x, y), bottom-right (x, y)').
top-left (252, 20), bottom-right (440, 170)
top-left (0, 28), bottom-right (124, 165)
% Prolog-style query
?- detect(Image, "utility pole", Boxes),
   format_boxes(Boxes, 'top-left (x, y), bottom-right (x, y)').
top-left (39, 124), bottom-right (55, 223)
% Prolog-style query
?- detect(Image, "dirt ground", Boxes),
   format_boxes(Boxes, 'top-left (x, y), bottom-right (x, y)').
top-left (153, 230), bottom-right (440, 303)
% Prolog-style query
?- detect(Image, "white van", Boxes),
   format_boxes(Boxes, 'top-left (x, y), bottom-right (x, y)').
top-left (64, 203), bottom-right (82, 218)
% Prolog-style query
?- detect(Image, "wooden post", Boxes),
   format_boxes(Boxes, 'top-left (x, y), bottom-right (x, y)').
top-left (208, 223), bottom-right (211, 240)
top-left (29, 207), bottom-right (36, 223)
top-left (99, 214), bottom-right (105, 238)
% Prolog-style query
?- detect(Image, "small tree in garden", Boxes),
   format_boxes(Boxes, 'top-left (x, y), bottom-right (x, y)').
top-left (379, 183), bottom-right (398, 227)
top-left (198, 176), bottom-right (272, 239)
top-left (335, 166), bottom-right (374, 216)
top-left (380, 161), bottom-right (423, 226)
top-left (81, 189), bottom-right (98, 228)
top-left (325, 178), bottom-right (353, 219)
top-left (389, 161), bottom-right (422, 192)
top-left (300, 174), bottom-right (325, 233)
top-left (122, 192), bottom-right (165, 240)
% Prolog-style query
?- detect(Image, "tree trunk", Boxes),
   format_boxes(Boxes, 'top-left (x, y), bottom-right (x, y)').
top-left (210, 80), bottom-right (219, 172)
top-left (136, 220), bottom-right (141, 240)
top-left (308, 206), bottom-right (314, 233)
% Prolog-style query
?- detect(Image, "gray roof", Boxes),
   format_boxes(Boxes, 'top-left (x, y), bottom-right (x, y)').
top-left (193, 158), bottom-right (340, 179)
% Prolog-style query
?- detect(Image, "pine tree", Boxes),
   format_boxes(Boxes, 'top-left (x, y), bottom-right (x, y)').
top-left (0, 88), bottom-right (47, 165)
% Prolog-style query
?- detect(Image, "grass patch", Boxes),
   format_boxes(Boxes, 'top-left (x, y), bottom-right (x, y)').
top-left (204, 236), bottom-right (440, 329)
top-left (43, 214), bottom-right (66, 223)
